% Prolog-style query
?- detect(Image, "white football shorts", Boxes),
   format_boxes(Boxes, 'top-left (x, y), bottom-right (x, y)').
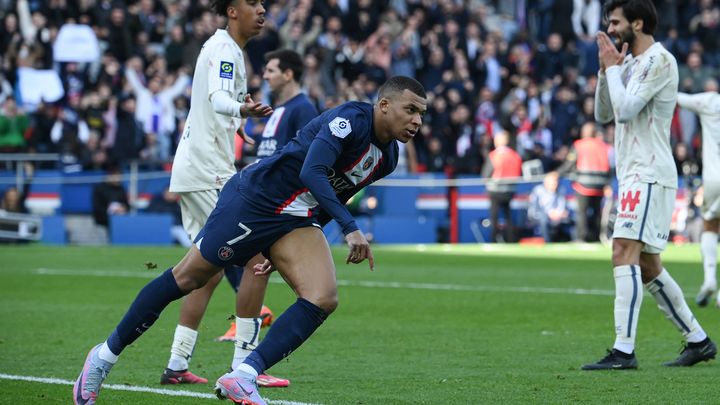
top-left (178, 189), bottom-right (221, 241)
top-left (702, 181), bottom-right (720, 221)
top-left (613, 181), bottom-right (674, 254)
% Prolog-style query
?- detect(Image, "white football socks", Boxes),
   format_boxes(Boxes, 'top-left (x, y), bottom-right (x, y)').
top-left (613, 265), bottom-right (642, 354)
top-left (98, 342), bottom-right (119, 364)
top-left (167, 324), bottom-right (198, 371)
top-left (232, 316), bottom-right (262, 370)
top-left (700, 231), bottom-right (718, 289)
top-left (646, 269), bottom-right (707, 343)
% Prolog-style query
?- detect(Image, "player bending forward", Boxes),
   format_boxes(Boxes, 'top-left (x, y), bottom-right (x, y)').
top-left (73, 75), bottom-right (427, 405)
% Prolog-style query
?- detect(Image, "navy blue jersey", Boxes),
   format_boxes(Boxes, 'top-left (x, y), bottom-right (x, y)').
top-left (255, 93), bottom-right (318, 157)
top-left (235, 101), bottom-right (399, 235)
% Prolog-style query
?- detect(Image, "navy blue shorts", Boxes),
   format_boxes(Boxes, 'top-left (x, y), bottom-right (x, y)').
top-left (195, 185), bottom-right (320, 267)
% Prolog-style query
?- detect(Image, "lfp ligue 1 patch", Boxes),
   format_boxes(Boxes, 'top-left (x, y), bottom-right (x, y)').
top-left (219, 61), bottom-right (234, 79)
top-left (328, 117), bottom-right (351, 138)
top-left (218, 246), bottom-right (234, 261)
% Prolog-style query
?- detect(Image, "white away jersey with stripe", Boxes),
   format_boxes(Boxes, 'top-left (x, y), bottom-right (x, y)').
top-left (599, 42), bottom-right (679, 188)
top-left (677, 91), bottom-right (720, 182)
top-left (170, 29), bottom-right (247, 192)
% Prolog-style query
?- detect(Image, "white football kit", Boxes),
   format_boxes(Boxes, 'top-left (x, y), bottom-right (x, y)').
top-left (170, 29), bottom-right (247, 238)
top-left (595, 42), bottom-right (679, 253)
top-left (677, 91), bottom-right (720, 220)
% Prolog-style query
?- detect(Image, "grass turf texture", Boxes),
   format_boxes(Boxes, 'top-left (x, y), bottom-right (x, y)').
top-left (0, 243), bottom-right (717, 404)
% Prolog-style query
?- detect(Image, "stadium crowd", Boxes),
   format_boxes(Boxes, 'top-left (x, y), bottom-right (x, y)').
top-left (0, 0), bottom-right (716, 242)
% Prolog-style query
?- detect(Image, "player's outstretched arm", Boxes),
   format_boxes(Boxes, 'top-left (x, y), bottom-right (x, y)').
top-left (677, 92), bottom-right (712, 115)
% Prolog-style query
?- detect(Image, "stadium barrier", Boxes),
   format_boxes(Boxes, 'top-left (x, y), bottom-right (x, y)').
top-left (0, 155), bottom-right (695, 245)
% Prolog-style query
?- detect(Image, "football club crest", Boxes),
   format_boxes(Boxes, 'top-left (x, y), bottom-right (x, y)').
top-left (218, 246), bottom-right (234, 261)
top-left (219, 61), bottom-right (234, 79)
top-left (362, 156), bottom-right (374, 170)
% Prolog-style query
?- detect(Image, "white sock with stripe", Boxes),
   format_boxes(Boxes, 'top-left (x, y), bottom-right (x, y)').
top-left (613, 265), bottom-right (642, 354)
top-left (700, 231), bottom-right (718, 289)
top-left (167, 324), bottom-right (198, 371)
top-left (646, 269), bottom-right (707, 343)
top-left (232, 316), bottom-right (262, 370)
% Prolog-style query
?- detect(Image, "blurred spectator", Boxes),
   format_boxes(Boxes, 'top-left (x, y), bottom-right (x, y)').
top-left (0, 97), bottom-right (29, 153)
top-left (146, 187), bottom-right (191, 248)
top-left (688, 1), bottom-right (720, 67)
top-left (0, 184), bottom-right (31, 243)
top-left (482, 130), bottom-right (522, 243)
top-left (50, 95), bottom-right (89, 172)
top-left (105, 5), bottom-right (133, 62)
top-left (0, 185), bottom-right (28, 214)
top-left (572, 0), bottom-right (600, 41)
top-left (92, 166), bottom-right (129, 228)
top-left (674, 142), bottom-right (701, 186)
top-left (550, 86), bottom-right (579, 150)
top-left (557, 122), bottom-right (610, 242)
top-left (535, 33), bottom-right (571, 82)
top-left (280, 11), bottom-right (322, 55)
top-left (527, 171), bottom-right (572, 242)
top-left (108, 93), bottom-right (145, 164)
top-left (124, 57), bottom-right (190, 162)
top-left (679, 51), bottom-right (715, 94)
top-left (26, 100), bottom-right (57, 156)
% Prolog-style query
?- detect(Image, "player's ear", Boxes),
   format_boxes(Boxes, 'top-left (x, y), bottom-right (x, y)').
top-left (632, 18), bottom-right (642, 33)
top-left (226, 3), bottom-right (237, 19)
top-left (378, 97), bottom-right (390, 114)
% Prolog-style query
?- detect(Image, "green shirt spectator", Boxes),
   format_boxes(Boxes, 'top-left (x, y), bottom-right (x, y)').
top-left (0, 97), bottom-right (29, 151)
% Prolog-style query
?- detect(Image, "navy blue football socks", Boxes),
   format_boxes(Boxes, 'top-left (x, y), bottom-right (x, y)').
top-left (107, 268), bottom-right (185, 355)
top-left (243, 298), bottom-right (327, 374)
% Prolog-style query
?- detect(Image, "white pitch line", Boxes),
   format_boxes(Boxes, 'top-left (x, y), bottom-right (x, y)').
top-left (29, 267), bottom-right (616, 296)
top-left (0, 373), bottom-right (320, 405)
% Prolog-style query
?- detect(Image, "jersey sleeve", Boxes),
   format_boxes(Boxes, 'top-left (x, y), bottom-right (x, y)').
top-left (627, 52), bottom-right (674, 104)
top-left (299, 136), bottom-right (358, 235)
top-left (594, 72), bottom-right (615, 124)
top-left (314, 105), bottom-right (366, 154)
top-left (677, 92), bottom-right (715, 116)
top-left (206, 42), bottom-right (240, 100)
top-left (298, 106), bottom-right (367, 235)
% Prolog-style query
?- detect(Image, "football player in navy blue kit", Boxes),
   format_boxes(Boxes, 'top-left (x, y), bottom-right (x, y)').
top-left (73, 76), bottom-right (426, 405)
top-left (161, 48), bottom-right (319, 389)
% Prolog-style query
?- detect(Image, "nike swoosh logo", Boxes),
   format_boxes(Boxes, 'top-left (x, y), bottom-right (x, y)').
top-left (235, 381), bottom-right (254, 396)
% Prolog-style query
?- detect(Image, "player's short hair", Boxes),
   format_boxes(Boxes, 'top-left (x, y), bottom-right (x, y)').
top-left (211, 0), bottom-right (235, 17)
top-left (378, 76), bottom-right (426, 100)
top-left (603, 0), bottom-right (657, 35)
top-left (264, 49), bottom-right (304, 83)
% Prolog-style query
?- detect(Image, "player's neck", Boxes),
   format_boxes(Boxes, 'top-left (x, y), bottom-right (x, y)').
top-left (275, 83), bottom-right (301, 106)
top-left (225, 25), bottom-right (249, 48)
top-left (373, 108), bottom-right (393, 144)
top-left (630, 35), bottom-right (655, 57)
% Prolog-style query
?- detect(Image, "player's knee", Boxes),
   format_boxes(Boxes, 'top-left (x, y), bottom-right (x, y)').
top-left (314, 294), bottom-right (339, 315)
top-left (611, 240), bottom-right (638, 266)
top-left (173, 265), bottom-right (221, 292)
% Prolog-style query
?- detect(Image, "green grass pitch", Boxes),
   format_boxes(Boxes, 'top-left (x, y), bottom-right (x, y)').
top-left (0, 243), bottom-right (718, 404)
